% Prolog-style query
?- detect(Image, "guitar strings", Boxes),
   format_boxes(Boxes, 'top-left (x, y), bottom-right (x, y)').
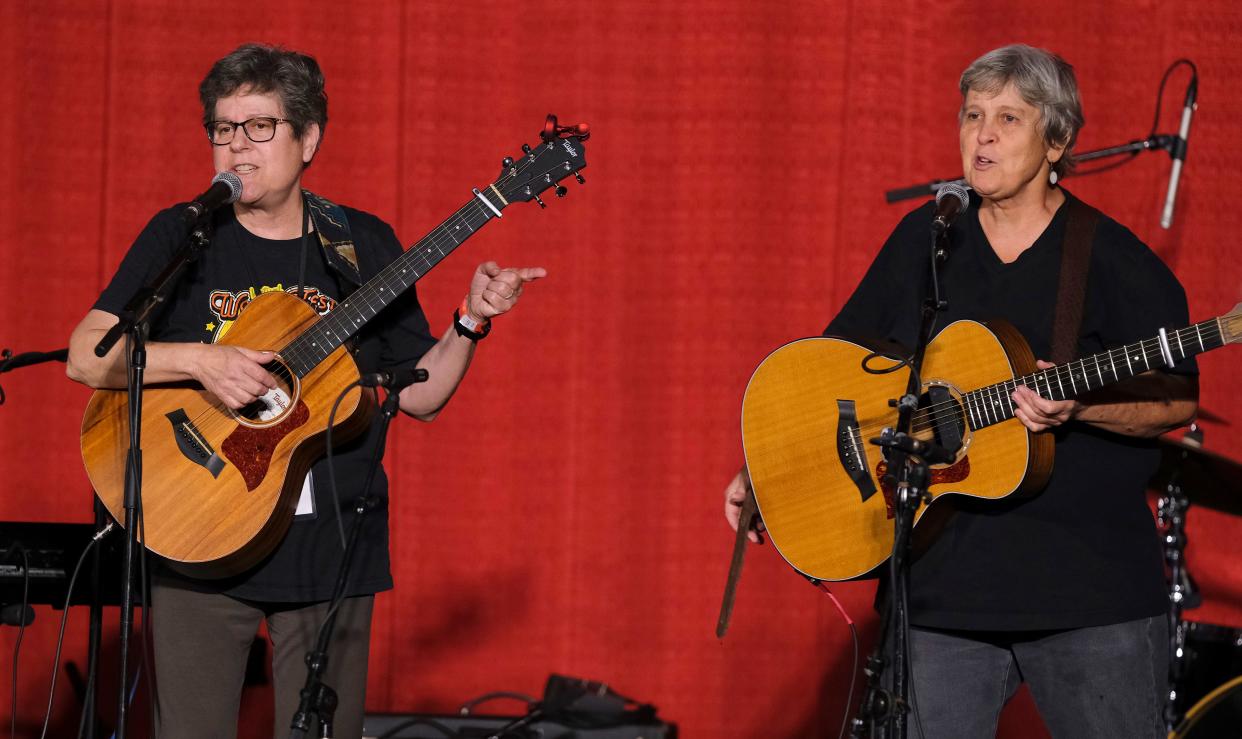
top-left (176, 195), bottom-right (500, 434)
top-left (838, 319), bottom-right (1225, 460)
top-left (179, 145), bottom-right (572, 436)
top-left (279, 147), bottom-right (572, 375)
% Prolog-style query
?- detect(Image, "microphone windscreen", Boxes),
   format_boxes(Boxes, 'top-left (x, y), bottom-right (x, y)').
top-left (935, 182), bottom-right (970, 211)
top-left (211, 171), bottom-right (243, 203)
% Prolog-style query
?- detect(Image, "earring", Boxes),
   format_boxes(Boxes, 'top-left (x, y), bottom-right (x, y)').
top-left (1049, 169), bottom-right (1059, 186)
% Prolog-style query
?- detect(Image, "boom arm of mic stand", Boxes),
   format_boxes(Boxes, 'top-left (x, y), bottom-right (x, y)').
top-left (883, 135), bottom-right (1175, 203)
top-left (94, 227), bottom-right (212, 358)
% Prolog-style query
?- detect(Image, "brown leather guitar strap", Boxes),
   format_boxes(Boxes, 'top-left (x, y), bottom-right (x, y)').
top-left (1050, 197), bottom-right (1100, 364)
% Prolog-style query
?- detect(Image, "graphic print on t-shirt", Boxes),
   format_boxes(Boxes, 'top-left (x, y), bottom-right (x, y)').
top-left (205, 283), bottom-right (337, 343)
top-left (206, 282), bottom-right (339, 518)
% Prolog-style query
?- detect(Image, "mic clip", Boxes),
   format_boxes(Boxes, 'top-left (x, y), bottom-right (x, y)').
top-left (359, 368), bottom-right (429, 390)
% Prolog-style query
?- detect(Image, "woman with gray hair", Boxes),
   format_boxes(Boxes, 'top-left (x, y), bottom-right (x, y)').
top-left (726, 44), bottom-right (1197, 736)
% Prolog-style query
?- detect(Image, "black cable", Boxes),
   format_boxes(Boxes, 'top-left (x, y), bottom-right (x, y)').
top-left (138, 488), bottom-right (156, 737)
top-left (1148, 59), bottom-right (1199, 140)
top-left (457, 691), bottom-right (538, 715)
top-left (75, 645), bottom-right (94, 739)
top-left (374, 717), bottom-right (459, 739)
top-left (325, 381), bottom-right (363, 552)
top-left (1072, 58), bottom-right (1198, 180)
top-left (38, 523), bottom-right (114, 739)
top-left (312, 379), bottom-right (370, 643)
top-left (10, 547), bottom-right (30, 739)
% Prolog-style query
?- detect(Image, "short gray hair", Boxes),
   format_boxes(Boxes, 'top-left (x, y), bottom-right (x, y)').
top-left (959, 44), bottom-right (1084, 178)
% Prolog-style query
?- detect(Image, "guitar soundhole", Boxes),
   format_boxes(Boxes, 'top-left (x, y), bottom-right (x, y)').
top-left (231, 357), bottom-right (300, 429)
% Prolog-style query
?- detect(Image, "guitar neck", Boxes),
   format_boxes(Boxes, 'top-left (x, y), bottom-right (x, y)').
top-left (279, 190), bottom-right (506, 378)
top-left (965, 312), bottom-right (1238, 431)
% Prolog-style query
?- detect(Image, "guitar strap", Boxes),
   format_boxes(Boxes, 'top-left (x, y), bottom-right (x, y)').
top-left (1050, 196), bottom-right (1100, 364)
top-left (303, 190), bottom-right (363, 288)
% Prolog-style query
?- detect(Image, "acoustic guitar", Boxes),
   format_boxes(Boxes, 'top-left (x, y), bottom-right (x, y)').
top-left (81, 121), bottom-right (588, 577)
top-left (741, 305), bottom-right (1241, 582)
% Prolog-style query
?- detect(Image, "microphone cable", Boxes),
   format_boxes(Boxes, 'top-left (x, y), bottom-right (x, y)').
top-left (37, 522), bottom-right (114, 739)
top-left (8, 547), bottom-right (30, 739)
top-left (1072, 59), bottom-right (1198, 178)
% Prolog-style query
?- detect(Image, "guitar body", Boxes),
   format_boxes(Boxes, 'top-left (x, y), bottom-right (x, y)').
top-left (81, 290), bottom-right (373, 578)
top-left (75, 118), bottom-right (592, 578)
top-left (741, 319), bottom-right (1053, 582)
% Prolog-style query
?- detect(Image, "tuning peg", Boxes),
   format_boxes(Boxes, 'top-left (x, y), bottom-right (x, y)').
top-left (502, 156), bottom-right (514, 168)
top-left (555, 185), bottom-right (567, 198)
top-left (533, 193), bottom-right (546, 208)
top-left (573, 172), bottom-right (585, 185)
top-left (522, 143), bottom-right (533, 157)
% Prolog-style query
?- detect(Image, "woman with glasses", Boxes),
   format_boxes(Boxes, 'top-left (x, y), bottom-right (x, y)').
top-left (67, 43), bottom-right (544, 738)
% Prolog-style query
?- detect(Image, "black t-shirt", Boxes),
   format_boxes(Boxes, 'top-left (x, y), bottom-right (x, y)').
top-left (94, 202), bottom-right (437, 602)
top-left (827, 190), bottom-right (1196, 630)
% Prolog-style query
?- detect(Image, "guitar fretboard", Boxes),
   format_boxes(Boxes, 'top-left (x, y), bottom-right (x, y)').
top-left (278, 194), bottom-right (501, 379)
top-left (963, 316), bottom-right (1225, 431)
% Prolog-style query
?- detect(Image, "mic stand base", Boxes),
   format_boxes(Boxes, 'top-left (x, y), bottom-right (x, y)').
top-left (291, 378), bottom-right (421, 737)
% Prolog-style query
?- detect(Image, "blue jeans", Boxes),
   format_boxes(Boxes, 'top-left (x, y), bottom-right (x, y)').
top-left (883, 616), bottom-right (1168, 738)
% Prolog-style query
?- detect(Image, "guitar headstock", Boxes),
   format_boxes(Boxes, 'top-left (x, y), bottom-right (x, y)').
top-left (1221, 302), bottom-right (1242, 345)
top-left (491, 115), bottom-right (588, 209)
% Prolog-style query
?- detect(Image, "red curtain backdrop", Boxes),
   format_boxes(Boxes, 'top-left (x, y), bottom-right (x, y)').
top-left (2, 1), bottom-right (1241, 736)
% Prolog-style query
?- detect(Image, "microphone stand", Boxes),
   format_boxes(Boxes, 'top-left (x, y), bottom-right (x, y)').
top-left (850, 227), bottom-right (954, 739)
top-left (93, 222), bottom-right (214, 739)
top-left (289, 372), bottom-right (426, 739)
top-left (0, 347), bottom-right (68, 406)
top-left (884, 135), bottom-right (1174, 203)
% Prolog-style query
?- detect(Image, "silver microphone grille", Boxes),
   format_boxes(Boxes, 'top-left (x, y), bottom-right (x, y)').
top-left (935, 181), bottom-right (970, 211)
top-left (211, 171), bottom-right (244, 203)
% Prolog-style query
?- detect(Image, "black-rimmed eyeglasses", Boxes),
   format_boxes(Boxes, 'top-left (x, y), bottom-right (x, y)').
top-left (205, 117), bottom-right (291, 145)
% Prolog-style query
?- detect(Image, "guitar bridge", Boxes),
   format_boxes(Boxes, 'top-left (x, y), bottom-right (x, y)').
top-left (836, 399), bottom-right (877, 502)
top-left (165, 409), bottom-right (226, 479)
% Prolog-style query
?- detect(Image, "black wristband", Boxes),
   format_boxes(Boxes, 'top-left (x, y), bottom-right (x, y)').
top-left (453, 308), bottom-right (491, 341)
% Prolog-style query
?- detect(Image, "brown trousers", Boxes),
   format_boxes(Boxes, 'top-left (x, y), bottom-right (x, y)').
top-left (150, 578), bottom-right (374, 739)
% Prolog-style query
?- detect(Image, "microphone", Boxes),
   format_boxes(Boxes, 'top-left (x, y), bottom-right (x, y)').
top-left (180, 171), bottom-right (243, 224)
top-left (359, 368), bottom-right (429, 390)
top-left (932, 182), bottom-right (970, 234)
top-left (1161, 76), bottom-right (1197, 229)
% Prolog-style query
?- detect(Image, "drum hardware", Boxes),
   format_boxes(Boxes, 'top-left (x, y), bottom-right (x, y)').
top-left (1156, 423), bottom-right (1242, 732)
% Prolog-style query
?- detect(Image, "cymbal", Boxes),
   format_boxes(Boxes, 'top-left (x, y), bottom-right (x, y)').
top-left (1194, 407), bottom-right (1231, 425)
top-left (1150, 434), bottom-right (1242, 516)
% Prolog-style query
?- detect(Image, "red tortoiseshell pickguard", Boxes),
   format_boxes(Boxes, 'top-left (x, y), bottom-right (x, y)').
top-left (220, 401), bottom-right (310, 491)
top-left (876, 455), bottom-right (971, 519)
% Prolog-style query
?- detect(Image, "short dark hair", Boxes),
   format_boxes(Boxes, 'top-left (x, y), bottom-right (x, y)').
top-left (199, 44), bottom-right (328, 142)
